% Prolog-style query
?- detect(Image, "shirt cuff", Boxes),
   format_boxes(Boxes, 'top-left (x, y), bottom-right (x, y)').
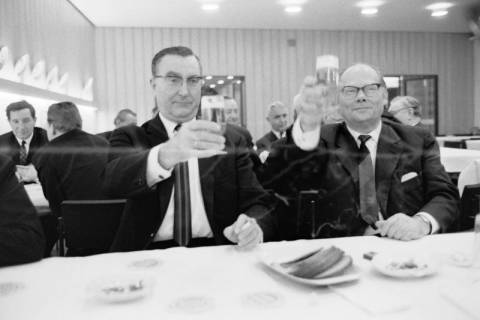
top-left (146, 144), bottom-right (173, 187)
top-left (416, 212), bottom-right (440, 234)
top-left (291, 118), bottom-right (321, 151)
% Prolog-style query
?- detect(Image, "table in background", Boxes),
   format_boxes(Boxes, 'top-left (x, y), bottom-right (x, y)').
top-left (23, 183), bottom-right (49, 215)
top-left (0, 233), bottom-right (478, 320)
top-left (436, 136), bottom-right (480, 147)
top-left (440, 147), bottom-right (480, 173)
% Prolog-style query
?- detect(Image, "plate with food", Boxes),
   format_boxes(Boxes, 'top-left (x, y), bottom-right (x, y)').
top-left (87, 275), bottom-right (154, 303)
top-left (371, 253), bottom-right (438, 278)
top-left (261, 246), bottom-right (360, 286)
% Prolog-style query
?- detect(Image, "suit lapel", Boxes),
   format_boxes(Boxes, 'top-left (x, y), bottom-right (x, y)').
top-left (375, 125), bottom-right (402, 216)
top-left (333, 124), bottom-right (360, 184)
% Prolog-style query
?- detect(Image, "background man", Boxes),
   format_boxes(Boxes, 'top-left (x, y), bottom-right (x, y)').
top-left (0, 100), bottom-right (48, 182)
top-left (388, 95), bottom-right (426, 128)
top-left (97, 108), bottom-right (137, 141)
top-left (104, 46), bottom-right (275, 251)
top-left (34, 101), bottom-right (109, 255)
top-left (263, 63), bottom-right (458, 241)
top-left (255, 101), bottom-right (288, 162)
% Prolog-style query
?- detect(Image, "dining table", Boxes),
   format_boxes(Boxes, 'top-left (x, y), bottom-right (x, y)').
top-left (440, 147), bottom-right (480, 173)
top-left (0, 232), bottom-right (478, 320)
top-left (23, 183), bottom-right (50, 215)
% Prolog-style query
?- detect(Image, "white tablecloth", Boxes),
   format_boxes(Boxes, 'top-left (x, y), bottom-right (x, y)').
top-left (466, 140), bottom-right (480, 151)
top-left (0, 233), bottom-right (479, 320)
top-left (440, 147), bottom-right (480, 173)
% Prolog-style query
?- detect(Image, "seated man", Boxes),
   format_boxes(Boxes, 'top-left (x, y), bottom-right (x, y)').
top-left (263, 63), bottom-right (459, 241)
top-left (0, 100), bottom-right (48, 183)
top-left (104, 46), bottom-right (275, 251)
top-left (33, 102), bottom-right (109, 254)
top-left (388, 96), bottom-right (427, 129)
top-left (97, 108), bottom-right (137, 141)
top-left (0, 154), bottom-right (44, 267)
top-left (256, 101), bottom-right (288, 163)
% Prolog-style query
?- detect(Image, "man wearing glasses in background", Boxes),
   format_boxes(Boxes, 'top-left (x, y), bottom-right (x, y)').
top-left (104, 46), bottom-right (275, 251)
top-left (263, 63), bottom-right (458, 241)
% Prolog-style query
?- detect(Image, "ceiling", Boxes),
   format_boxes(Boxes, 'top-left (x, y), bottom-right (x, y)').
top-left (69, 0), bottom-right (479, 33)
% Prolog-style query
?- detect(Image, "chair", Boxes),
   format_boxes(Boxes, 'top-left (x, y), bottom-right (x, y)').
top-left (58, 199), bottom-right (126, 256)
top-left (457, 184), bottom-right (480, 232)
top-left (443, 140), bottom-right (466, 149)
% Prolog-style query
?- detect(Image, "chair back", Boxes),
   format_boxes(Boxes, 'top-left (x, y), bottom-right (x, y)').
top-left (443, 140), bottom-right (466, 149)
top-left (59, 199), bottom-right (126, 256)
top-left (458, 185), bottom-right (480, 231)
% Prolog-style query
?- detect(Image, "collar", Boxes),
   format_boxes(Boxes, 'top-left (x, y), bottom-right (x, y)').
top-left (15, 132), bottom-right (33, 146)
top-left (157, 112), bottom-right (195, 138)
top-left (271, 129), bottom-right (283, 139)
top-left (346, 121), bottom-right (382, 146)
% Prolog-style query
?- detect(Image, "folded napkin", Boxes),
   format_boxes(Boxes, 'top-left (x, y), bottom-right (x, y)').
top-left (329, 283), bottom-right (411, 315)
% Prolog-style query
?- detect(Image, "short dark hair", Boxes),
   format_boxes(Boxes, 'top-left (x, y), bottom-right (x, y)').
top-left (114, 108), bottom-right (137, 125)
top-left (151, 46), bottom-right (202, 76)
top-left (6, 100), bottom-right (35, 120)
top-left (47, 101), bottom-right (82, 132)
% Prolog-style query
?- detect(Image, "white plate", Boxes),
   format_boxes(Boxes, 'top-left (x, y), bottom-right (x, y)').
top-left (260, 253), bottom-right (360, 286)
top-left (88, 275), bottom-right (154, 303)
top-left (371, 253), bottom-right (438, 278)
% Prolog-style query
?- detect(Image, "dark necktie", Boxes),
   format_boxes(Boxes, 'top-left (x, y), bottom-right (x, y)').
top-left (19, 140), bottom-right (28, 165)
top-left (173, 124), bottom-right (192, 246)
top-left (358, 135), bottom-right (379, 226)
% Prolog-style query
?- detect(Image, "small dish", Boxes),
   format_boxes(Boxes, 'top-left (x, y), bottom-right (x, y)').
top-left (88, 275), bottom-right (153, 303)
top-left (371, 253), bottom-right (438, 278)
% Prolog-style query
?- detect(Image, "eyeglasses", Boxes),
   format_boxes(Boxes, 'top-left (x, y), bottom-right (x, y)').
top-left (341, 83), bottom-right (382, 99)
top-left (153, 75), bottom-right (203, 89)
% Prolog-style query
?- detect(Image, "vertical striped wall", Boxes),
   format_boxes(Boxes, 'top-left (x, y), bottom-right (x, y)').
top-left (96, 27), bottom-right (475, 138)
top-left (475, 39), bottom-right (480, 128)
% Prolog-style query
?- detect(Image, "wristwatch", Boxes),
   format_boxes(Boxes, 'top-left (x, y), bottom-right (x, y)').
top-left (415, 214), bottom-right (432, 235)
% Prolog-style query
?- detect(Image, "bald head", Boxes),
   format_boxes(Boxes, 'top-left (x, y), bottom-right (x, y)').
top-left (266, 101), bottom-right (288, 133)
top-left (338, 63), bottom-right (387, 133)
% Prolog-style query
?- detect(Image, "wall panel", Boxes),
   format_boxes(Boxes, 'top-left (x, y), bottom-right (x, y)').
top-left (94, 27), bottom-right (475, 137)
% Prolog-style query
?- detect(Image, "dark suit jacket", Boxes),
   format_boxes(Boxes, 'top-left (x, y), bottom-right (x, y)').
top-left (0, 127), bottom-right (48, 165)
top-left (262, 121), bottom-right (459, 239)
top-left (0, 155), bottom-right (44, 267)
top-left (33, 129), bottom-right (109, 218)
top-left (103, 116), bottom-right (276, 251)
top-left (97, 130), bottom-right (112, 141)
top-left (256, 131), bottom-right (278, 153)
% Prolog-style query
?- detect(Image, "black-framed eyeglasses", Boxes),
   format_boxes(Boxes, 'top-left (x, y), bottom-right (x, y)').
top-left (341, 83), bottom-right (382, 99)
top-left (153, 75), bottom-right (203, 89)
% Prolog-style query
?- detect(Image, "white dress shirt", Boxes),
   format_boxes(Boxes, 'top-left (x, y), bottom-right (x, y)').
top-left (146, 113), bottom-right (213, 241)
top-left (15, 133), bottom-right (33, 155)
top-left (292, 119), bottom-right (439, 234)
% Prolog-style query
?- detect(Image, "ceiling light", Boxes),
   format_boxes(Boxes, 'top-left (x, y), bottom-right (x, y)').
top-left (431, 10), bottom-right (448, 17)
top-left (284, 6), bottom-right (302, 13)
top-left (205, 75), bottom-right (212, 80)
top-left (217, 80), bottom-right (224, 84)
top-left (227, 75), bottom-right (234, 80)
top-left (209, 84), bottom-right (216, 88)
top-left (201, 3), bottom-right (219, 11)
top-left (356, 0), bottom-right (384, 8)
top-left (361, 7), bottom-right (378, 15)
top-left (426, 2), bottom-right (453, 11)
top-left (236, 80), bottom-right (242, 84)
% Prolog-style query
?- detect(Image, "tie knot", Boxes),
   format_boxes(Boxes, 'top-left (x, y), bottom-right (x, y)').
top-left (358, 135), bottom-right (371, 145)
top-left (174, 123), bottom-right (182, 133)
top-left (21, 140), bottom-right (26, 146)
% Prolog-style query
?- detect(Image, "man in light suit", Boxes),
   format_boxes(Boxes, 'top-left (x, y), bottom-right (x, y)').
top-left (263, 63), bottom-right (458, 241)
top-left (104, 46), bottom-right (275, 251)
top-left (0, 100), bottom-right (48, 182)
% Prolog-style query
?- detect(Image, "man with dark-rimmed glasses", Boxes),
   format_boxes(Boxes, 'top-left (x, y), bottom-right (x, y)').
top-left (263, 63), bottom-right (458, 241)
top-left (104, 46), bottom-right (275, 251)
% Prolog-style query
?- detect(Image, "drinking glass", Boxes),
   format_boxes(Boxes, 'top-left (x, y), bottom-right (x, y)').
top-left (199, 95), bottom-right (227, 133)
